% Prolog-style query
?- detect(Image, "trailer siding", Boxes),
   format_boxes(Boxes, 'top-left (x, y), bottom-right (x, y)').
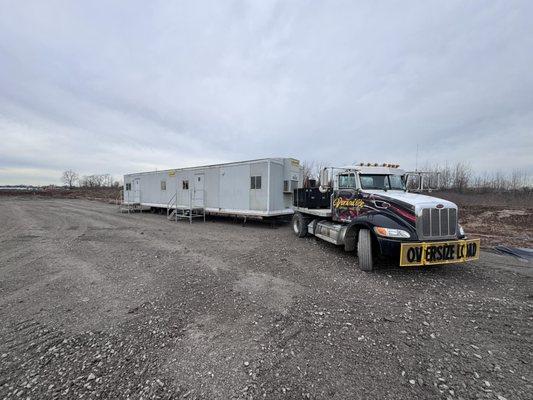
top-left (270, 162), bottom-right (284, 212)
top-left (205, 168), bottom-right (219, 208)
top-left (220, 163), bottom-right (252, 210)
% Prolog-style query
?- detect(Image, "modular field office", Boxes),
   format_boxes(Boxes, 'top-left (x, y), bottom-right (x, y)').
top-left (123, 158), bottom-right (303, 218)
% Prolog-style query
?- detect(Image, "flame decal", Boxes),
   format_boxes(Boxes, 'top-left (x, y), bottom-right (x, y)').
top-left (390, 206), bottom-right (416, 223)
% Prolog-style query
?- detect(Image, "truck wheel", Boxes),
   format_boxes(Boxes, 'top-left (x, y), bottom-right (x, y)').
top-left (292, 213), bottom-right (308, 238)
top-left (357, 229), bottom-right (374, 271)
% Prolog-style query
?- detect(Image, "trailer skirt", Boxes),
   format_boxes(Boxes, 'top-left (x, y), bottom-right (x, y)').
top-left (127, 202), bottom-right (294, 218)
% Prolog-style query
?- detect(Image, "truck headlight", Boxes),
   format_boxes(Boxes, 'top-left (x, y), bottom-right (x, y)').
top-left (374, 227), bottom-right (410, 238)
top-left (459, 225), bottom-right (465, 236)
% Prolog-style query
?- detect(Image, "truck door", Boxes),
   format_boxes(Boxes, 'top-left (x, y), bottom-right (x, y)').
top-left (332, 172), bottom-right (362, 222)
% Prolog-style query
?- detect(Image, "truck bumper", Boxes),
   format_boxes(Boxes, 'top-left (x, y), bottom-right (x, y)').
top-left (375, 237), bottom-right (403, 258)
top-left (375, 236), bottom-right (468, 259)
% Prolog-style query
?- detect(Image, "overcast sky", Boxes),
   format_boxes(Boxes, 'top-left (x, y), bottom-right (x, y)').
top-left (1, 0), bottom-right (532, 185)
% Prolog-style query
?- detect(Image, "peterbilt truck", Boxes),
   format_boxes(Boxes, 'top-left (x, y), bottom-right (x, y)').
top-left (292, 163), bottom-right (480, 271)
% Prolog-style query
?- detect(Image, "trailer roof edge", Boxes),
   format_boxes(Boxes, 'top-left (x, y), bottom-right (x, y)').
top-left (124, 157), bottom-right (297, 177)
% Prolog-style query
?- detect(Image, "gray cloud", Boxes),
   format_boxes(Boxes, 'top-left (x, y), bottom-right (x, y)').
top-left (1, 0), bottom-right (532, 185)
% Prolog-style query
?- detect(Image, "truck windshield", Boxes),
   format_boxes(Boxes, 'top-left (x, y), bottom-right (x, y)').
top-left (360, 174), bottom-right (406, 190)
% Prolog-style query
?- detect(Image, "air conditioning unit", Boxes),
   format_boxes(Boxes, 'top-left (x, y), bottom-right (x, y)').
top-left (284, 180), bottom-right (299, 193)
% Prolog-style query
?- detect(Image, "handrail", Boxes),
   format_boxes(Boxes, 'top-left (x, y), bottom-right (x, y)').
top-left (166, 192), bottom-right (177, 218)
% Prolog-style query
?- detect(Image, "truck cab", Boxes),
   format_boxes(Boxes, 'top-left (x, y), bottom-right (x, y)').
top-left (292, 163), bottom-right (479, 271)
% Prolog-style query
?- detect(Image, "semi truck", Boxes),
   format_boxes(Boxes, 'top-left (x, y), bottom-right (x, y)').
top-left (292, 163), bottom-right (480, 271)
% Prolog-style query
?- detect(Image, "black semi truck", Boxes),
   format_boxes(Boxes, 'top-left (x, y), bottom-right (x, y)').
top-left (292, 163), bottom-right (480, 271)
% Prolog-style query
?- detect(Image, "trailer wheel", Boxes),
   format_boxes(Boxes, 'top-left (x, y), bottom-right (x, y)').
top-left (357, 229), bottom-right (374, 271)
top-left (292, 213), bottom-right (308, 238)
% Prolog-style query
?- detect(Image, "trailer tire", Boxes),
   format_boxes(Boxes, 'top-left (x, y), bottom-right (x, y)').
top-left (357, 229), bottom-right (374, 271)
top-left (292, 213), bottom-right (308, 238)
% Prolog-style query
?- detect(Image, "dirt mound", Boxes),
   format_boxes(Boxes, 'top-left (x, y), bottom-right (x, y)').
top-left (0, 187), bottom-right (121, 203)
top-left (459, 205), bottom-right (532, 248)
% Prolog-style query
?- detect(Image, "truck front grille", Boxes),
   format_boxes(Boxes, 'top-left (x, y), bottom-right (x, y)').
top-left (418, 207), bottom-right (457, 239)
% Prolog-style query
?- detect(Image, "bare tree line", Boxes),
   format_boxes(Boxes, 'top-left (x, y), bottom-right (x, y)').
top-left (61, 170), bottom-right (120, 188)
top-left (415, 162), bottom-right (531, 192)
top-left (302, 161), bottom-right (531, 192)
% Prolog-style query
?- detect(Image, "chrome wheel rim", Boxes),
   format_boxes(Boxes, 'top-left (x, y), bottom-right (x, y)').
top-left (293, 219), bottom-right (299, 234)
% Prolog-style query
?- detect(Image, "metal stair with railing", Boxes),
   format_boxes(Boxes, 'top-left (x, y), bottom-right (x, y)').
top-left (166, 189), bottom-right (205, 224)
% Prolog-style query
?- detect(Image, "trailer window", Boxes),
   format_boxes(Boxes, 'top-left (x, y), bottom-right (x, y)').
top-left (250, 176), bottom-right (262, 189)
top-left (125, 183), bottom-right (131, 191)
top-left (182, 180), bottom-right (189, 190)
top-left (161, 180), bottom-right (166, 191)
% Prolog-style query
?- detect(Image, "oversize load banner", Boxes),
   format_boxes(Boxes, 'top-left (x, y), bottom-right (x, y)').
top-left (400, 239), bottom-right (480, 266)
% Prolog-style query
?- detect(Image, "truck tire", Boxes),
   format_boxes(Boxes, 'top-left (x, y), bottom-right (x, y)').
top-left (357, 229), bottom-right (374, 271)
top-left (292, 213), bottom-right (308, 238)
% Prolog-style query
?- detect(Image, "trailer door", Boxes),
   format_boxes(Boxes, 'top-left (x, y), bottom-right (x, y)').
top-left (194, 173), bottom-right (204, 206)
top-left (133, 178), bottom-right (141, 203)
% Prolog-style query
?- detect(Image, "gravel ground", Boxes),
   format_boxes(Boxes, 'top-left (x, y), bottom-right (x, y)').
top-left (0, 198), bottom-right (531, 400)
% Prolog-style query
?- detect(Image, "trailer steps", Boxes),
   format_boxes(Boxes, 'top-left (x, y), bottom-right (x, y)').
top-left (167, 209), bottom-right (177, 220)
top-left (166, 190), bottom-right (206, 224)
top-left (169, 206), bottom-right (206, 224)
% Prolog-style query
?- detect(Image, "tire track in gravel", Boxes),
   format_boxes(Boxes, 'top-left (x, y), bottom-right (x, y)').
top-left (0, 199), bottom-right (90, 301)
top-left (1, 319), bottom-right (63, 353)
top-left (0, 201), bottom-right (29, 243)
top-left (0, 199), bottom-right (145, 331)
top-left (53, 199), bottom-right (272, 249)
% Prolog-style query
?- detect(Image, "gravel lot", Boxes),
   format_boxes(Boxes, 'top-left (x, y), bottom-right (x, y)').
top-left (0, 198), bottom-right (531, 400)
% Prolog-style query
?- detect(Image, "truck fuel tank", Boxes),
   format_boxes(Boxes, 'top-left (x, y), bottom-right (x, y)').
top-left (312, 220), bottom-right (348, 246)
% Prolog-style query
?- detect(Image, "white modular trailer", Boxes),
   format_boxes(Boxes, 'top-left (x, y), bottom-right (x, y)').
top-left (123, 158), bottom-right (303, 217)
